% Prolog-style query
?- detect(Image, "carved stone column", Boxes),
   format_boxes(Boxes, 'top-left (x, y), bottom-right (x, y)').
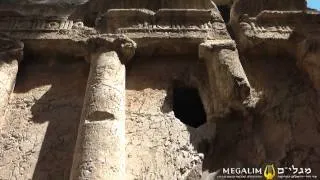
top-left (70, 36), bottom-right (136, 180)
top-left (0, 35), bottom-right (23, 128)
top-left (199, 40), bottom-right (253, 116)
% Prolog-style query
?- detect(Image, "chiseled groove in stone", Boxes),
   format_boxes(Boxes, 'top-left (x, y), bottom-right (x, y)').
top-left (86, 111), bottom-right (115, 122)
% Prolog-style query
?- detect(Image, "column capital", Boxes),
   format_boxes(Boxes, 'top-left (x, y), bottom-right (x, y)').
top-left (0, 34), bottom-right (24, 62)
top-left (71, 47), bottom-right (126, 180)
top-left (86, 35), bottom-right (137, 64)
top-left (199, 39), bottom-right (236, 54)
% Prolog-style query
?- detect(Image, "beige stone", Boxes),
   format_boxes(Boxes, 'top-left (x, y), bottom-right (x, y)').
top-left (0, 36), bottom-right (23, 129)
top-left (70, 51), bottom-right (126, 180)
top-left (199, 40), bottom-right (253, 116)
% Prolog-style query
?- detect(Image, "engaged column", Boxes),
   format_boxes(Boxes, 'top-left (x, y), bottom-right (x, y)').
top-left (71, 51), bottom-right (126, 180)
top-left (0, 36), bottom-right (23, 128)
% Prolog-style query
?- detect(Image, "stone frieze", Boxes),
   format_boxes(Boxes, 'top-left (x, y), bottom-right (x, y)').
top-left (0, 17), bottom-right (84, 32)
top-left (239, 10), bottom-right (320, 40)
top-left (97, 9), bottom-right (230, 39)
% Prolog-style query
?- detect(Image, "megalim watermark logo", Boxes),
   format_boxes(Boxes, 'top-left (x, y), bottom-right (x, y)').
top-left (264, 164), bottom-right (276, 180)
top-left (216, 163), bottom-right (318, 179)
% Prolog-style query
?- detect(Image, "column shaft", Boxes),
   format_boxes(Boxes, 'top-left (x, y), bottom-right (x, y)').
top-left (0, 58), bottom-right (19, 128)
top-left (71, 51), bottom-right (126, 180)
top-left (0, 36), bottom-right (23, 129)
top-left (199, 40), bottom-right (252, 116)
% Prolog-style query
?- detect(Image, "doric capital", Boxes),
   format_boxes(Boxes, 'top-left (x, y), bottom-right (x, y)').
top-left (87, 35), bottom-right (137, 64)
top-left (199, 39), bottom-right (237, 52)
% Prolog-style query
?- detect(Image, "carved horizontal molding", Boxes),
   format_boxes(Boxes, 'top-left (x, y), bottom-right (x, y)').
top-left (239, 10), bottom-right (320, 40)
top-left (97, 8), bottom-right (228, 38)
top-left (240, 22), bottom-right (293, 40)
top-left (116, 21), bottom-right (227, 33)
top-left (0, 17), bottom-right (84, 32)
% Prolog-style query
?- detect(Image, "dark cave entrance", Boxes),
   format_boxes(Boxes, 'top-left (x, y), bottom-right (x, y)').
top-left (172, 83), bottom-right (207, 128)
top-left (217, 5), bottom-right (231, 23)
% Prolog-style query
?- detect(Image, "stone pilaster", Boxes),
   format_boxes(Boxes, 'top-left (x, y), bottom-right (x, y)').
top-left (199, 40), bottom-right (253, 116)
top-left (70, 48), bottom-right (128, 179)
top-left (0, 35), bottom-right (23, 128)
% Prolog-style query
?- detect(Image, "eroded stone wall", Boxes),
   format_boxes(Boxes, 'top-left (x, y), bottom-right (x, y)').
top-left (0, 56), bottom-right (89, 180)
top-left (208, 54), bottom-right (320, 176)
top-left (125, 57), bottom-right (216, 179)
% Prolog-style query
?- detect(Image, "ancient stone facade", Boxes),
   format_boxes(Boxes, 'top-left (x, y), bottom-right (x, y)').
top-left (0, 0), bottom-right (319, 179)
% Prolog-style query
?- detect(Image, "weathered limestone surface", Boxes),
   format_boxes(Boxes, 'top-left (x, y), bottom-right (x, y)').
top-left (96, 8), bottom-right (230, 56)
top-left (98, 9), bottom-right (226, 35)
top-left (297, 38), bottom-right (320, 91)
top-left (71, 51), bottom-right (126, 180)
top-left (126, 57), bottom-right (216, 179)
top-left (234, 10), bottom-right (320, 53)
top-left (199, 40), bottom-right (255, 117)
top-left (232, 54), bottom-right (320, 175)
top-left (230, 0), bottom-right (306, 28)
top-left (0, 35), bottom-right (23, 128)
top-left (0, 17), bottom-right (84, 32)
top-left (0, 0), bottom-right (89, 17)
top-left (73, 0), bottom-right (218, 25)
top-left (0, 58), bottom-right (89, 179)
top-left (231, 1), bottom-right (320, 93)
top-left (218, 0), bottom-right (320, 177)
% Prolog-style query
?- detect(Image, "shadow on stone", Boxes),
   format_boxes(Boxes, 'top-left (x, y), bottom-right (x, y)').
top-left (13, 53), bottom-right (89, 179)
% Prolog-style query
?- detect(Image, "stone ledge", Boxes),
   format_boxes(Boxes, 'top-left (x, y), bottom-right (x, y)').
top-left (2, 30), bottom-right (136, 64)
top-left (97, 8), bottom-right (227, 37)
top-left (199, 39), bottom-right (236, 52)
